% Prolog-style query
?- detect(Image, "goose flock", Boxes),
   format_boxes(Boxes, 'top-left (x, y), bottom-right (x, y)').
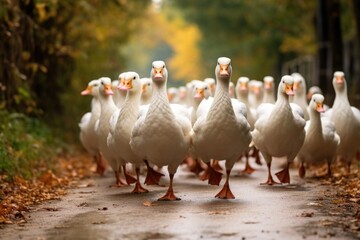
top-left (79, 57), bottom-right (360, 200)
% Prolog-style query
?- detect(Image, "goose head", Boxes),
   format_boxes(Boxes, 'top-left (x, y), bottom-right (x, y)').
top-left (236, 76), bottom-right (250, 96)
top-left (215, 57), bottom-right (232, 83)
top-left (118, 71), bottom-right (141, 93)
top-left (249, 80), bottom-right (263, 97)
top-left (151, 60), bottom-right (167, 86)
top-left (192, 81), bottom-right (211, 101)
top-left (309, 94), bottom-right (325, 113)
top-left (140, 77), bottom-right (153, 96)
top-left (204, 78), bottom-right (216, 96)
top-left (306, 86), bottom-right (323, 101)
top-left (167, 87), bottom-right (178, 102)
top-left (81, 79), bottom-right (101, 96)
top-left (263, 76), bottom-right (274, 92)
top-left (178, 86), bottom-right (187, 102)
top-left (99, 77), bottom-right (114, 96)
top-left (291, 73), bottom-right (306, 95)
top-left (333, 71), bottom-right (346, 92)
top-left (278, 75), bottom-right (294, 97)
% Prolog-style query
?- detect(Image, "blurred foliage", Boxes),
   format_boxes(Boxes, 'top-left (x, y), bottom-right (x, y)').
top-left (0, 110), bottom-right (61, 179)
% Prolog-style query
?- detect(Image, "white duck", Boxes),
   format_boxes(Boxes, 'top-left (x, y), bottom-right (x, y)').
top-left (130, 60), bottom-right (192, 201)
top-left (252, 75), bottom-right (306, 184)
top-left (96, 77), bottom-right (133, 187)
top-left (140, 77), bottom-right (153, 105)
top-left (192, 57), bottom-right (252, 199)
top-left (324, 71), bottom-right (360, 172)
top-left (79, 79), bottom-right (107, 175)
top-left (108, 72), bottom-right (148, 193)
top-left (291, 73), bottom-right (309, 120)
top-left (263, 76), bottom-right (275, 104)
top-left (297, 94), bottom-right (340, 177)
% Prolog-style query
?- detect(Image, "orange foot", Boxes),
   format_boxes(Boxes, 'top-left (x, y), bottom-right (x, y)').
top-left (241, 159), bottom-right (255, 174)
top-left (212, 160), bottom-right (223, 171)
top-left (187, 158), bottom-right (205, 175)
top-left (158, 174), bottom-right (180, 201)
top-left (215, 182), bottom-right (235, 199)
top-left (132, 181), bottom-right (149, 194)
top-left (260, 175), bottom-right (280, 185)
top-left (124, 171), bottom-right (137, 185)
top-left (200, 164), bottom-right (223, 185)
top-left (275, 164), bottom-right (290, 184)
top-left (144, 161), bottom-right (164, 185)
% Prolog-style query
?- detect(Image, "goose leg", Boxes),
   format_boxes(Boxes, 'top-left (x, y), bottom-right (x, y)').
top-left (185, 157), bottom-right (205, 175)
top-left (144, 160), bottom-right (164, 185)
top-left (298, 161), bottom-right (306, 178)
top-left (241, 152), bottom-right (255, 174)
top-left (275, 162), bottom-right (290, 184)
top-left (215, 169), bottom-right (235, 199)
top-left (111, 169), bottom-right (127, 187)
top-left (132, 167), bottom-right (149, 193)
top-left (261, 161), bottom-right (279, 185)
top-left (158, 173), bottom-right (180, 201)
top-left (123, 165), bottom-right (136, 185)
top-left (212, 159), bottom-right (223, 171)
top-left (327, 161), bottom-right (332, 178)
top-left (95, 153), bottom-right (107, 176)
top-left (252, 147), bottom-right (262, 166)
top-left (200, 162), bottom-right (223, 186)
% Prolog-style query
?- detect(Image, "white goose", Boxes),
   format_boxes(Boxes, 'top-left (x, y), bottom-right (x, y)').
top-left (190, 80), bottom-right (211, 125)
top-left (112, 73), bottom-right (127, 108)
top-left (248, 80), bottom-right (264, 109)
top-left (130, 60), bottom-right (192, 201)
top-left (192, 57), bottom-right (252, 199)
top-left (235, 76), bottom-right (260, 174)
top-left (79, 79), bottom-right (107, 175)
top-left (204, 77), bottom-right (216, 97)
top-left (108, 72), bottom-right (148, 193)
top-left (263, 76), bottom-right (275, 104)
top-left (324, 71), bottom-right (360, 172)
top-left (140, 77), bottom-right (153, 105)
top-left (96, 77), bottom-right (131, 187)
top-left (252, 75), bottom-right (306, 184)
top-left (291, 73), bottom-right (309, 120)
top-left (297, 94), bottom-right (340, 177)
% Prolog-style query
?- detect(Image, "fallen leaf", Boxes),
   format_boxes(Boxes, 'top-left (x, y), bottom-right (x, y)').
top-left (143, 200), bottom-right (158, 207)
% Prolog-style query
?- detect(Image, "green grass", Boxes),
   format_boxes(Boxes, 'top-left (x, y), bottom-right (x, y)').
top-left (0, 111), bottom-right (62, 179)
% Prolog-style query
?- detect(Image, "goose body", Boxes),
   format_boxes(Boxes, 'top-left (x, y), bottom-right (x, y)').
top-left (79, 79), bottom-right (107, 175)
top-left (297, 94), bottom-right (340, 177)
top-left (130, 60), bottom-right (192, 200)
top-left (108, 72), bottom-right (147, 192)
top-left (252, 75), bottom-right (306, 184)
top-left (291, 73), bottom-right (309, 120)
top-left (95, 77), bottom-right (126, 186)
top-left (324, 71), bottom-right (360, 171)
top-left (192, 57), bottom-right (252, 199)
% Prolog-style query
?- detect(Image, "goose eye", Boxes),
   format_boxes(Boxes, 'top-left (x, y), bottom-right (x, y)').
top-left (94, 84), bottom-right (98, 87)
top-left (205, 87), bottom-right (208, 90)
top-left (101, 81), bottom-right (104, 85)
top-left (133, 76), bottom-right (136, 80)
top-left (282, 80), bottom-right (285, 84)
top-left (147, 83), bottom-right (150, 86)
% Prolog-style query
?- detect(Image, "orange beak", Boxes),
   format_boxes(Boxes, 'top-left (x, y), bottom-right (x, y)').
top-left (141, 84), bottom-right (146, 93)
top-left (285, 83), bottom-right (294, 96)
top-left (239, 82), bottom-right (247, 91)
top-left (265, 81), bottom-right (272, 90)
top-left (219, 64), bottom-right (229, 76)
top-left (336, 76), bottom-right (344, 84)
top-left (118, 79), bottom-right (132, 91)
top-left (81, 85), bottom-right (92, 95)
top-left (316, 102), bottom-right (325, 113)
top-left (194, 88), bottom-right (205, 99)
top-left (104, 84), bottom-right (114, 95)
top-left (154, 67), bottom-right (163, 79)
top-left (293, 81), bottom-right (300, 90)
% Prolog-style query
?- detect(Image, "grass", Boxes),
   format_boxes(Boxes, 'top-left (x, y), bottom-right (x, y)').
top-left (0, 111), bottom-right (63, 179)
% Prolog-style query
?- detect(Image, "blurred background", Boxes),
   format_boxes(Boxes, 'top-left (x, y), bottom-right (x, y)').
top-left (0, 0), bottom-right (359, 177)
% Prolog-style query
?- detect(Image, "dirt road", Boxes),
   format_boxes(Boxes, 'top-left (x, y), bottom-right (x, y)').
top-left (1, 158), bottom-right (358, 240)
